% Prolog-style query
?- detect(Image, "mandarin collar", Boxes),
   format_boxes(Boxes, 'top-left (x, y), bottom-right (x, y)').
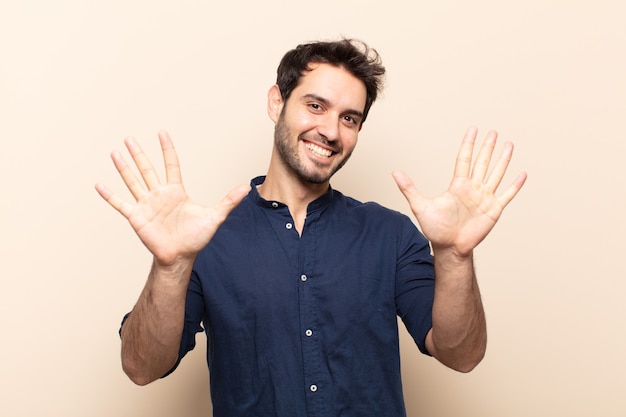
top-left (249, 176), bottom-right (334, 214)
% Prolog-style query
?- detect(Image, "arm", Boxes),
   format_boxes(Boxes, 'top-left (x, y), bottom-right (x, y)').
top-left (119, 258), bottom-right (194, 385)
top-left (96, 131), bottom-right (249, 385)
top-left (426, 249), bottom-right (485, 372)
top-left (393, 127), bottom-right (527, 372)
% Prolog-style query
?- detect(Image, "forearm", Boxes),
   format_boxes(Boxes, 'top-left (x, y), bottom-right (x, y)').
top-left (120, 257), bottom-right (195, 385)
top-left (427, 248), bottom-right (487, 372)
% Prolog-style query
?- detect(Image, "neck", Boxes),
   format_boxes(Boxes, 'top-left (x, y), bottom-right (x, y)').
top-left (259, 154), bottom-right (330, 234)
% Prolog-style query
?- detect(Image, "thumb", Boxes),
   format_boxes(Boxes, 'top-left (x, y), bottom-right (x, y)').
top-left (392, 170), bottom-right (425, 213)
top-left (212, 183), bottom-right (251, 222)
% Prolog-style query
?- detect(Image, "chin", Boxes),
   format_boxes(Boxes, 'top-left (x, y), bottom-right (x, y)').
top-left (298, 172), bottom-right (332, 185)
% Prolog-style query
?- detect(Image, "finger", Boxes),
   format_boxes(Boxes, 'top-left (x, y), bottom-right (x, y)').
top-left (497, 171), bottom-right (528, 208)
top-left (211, 184), bottom-right (252, 223)
top-left (125, 137), bottom-right (161, 190)
top-left (111, 149), bottom-right (146, 200)
top-left (95, 183), bottom-right (134, 219)
top-left (392, 169), bottom-right (426, 213)
top-left (453, 126), bottom-right (478, 179)
top-left (158, 130), bottom-right (183, 185)
top-left (485, 141), bottom-right (514, 191)
top-left (470, 130), bottom-right (498, 182)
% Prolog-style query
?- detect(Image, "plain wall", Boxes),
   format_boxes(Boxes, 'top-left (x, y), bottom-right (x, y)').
top-left (1, 1), bottom-right (624, 416)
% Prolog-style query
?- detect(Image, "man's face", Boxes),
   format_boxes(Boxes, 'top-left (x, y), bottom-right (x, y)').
top-left (272, 63), bottom-right (367, 184)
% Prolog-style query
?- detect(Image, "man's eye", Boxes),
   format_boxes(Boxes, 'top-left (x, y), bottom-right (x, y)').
top-left (309, 103), bottom-right (322, 110)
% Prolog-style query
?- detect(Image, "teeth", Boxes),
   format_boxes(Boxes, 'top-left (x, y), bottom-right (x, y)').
top-left (305, 142), bottom-right (332, 158)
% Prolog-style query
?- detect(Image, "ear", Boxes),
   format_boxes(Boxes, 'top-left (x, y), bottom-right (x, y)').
top-left (267, 84), bottom-right (284, 123)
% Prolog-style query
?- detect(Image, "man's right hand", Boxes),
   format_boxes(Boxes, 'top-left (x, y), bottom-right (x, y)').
top-left (95, 130), bottom-right (250, 267)
top-left (96, 131), bottom-right (249, 384)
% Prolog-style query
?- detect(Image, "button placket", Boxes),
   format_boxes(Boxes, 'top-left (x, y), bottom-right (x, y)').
top-left (297, 213), bottom-right (326, 410)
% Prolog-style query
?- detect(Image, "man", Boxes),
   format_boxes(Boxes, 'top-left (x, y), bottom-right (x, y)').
top-left (96, 39), bottom-right (527, 416)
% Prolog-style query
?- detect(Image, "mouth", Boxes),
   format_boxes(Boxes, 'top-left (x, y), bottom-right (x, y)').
top-left (304, 140), bottom-right (334, 159)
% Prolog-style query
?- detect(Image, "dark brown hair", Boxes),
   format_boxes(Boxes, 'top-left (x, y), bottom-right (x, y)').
top-left (276, 39), bottom-right (386, 123)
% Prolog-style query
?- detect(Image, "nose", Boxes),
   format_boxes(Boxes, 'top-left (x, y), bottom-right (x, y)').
top-left (317, 113), bottom-right (340, 142)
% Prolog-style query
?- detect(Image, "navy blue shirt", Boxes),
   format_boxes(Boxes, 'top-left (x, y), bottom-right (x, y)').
top-left (174, 176), bottom-right (435, 416)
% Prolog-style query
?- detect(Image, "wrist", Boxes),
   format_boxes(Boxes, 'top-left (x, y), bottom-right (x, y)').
top-left (432, 245), bottom-right (473, 263)
top-left (432, 246), bottom-right (476, 285)
top-left (151, 256), bottom-right (196, 285)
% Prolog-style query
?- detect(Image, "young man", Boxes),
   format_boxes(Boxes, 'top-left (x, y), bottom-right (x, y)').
top-left (96, 39), bottom-right (526, 416)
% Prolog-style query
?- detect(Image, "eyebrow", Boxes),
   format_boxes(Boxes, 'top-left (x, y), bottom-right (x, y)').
top-left (302, 94), bottom-right (364, 120)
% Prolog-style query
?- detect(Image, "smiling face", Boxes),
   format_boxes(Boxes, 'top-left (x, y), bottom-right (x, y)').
top-left (268, 63), bottom-right (367, 185)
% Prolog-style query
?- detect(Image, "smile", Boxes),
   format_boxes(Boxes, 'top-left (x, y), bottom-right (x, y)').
top-left (304, 141), bottom-right (333, 158)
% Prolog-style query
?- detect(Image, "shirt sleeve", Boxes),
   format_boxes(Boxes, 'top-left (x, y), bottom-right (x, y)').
top-left (394, 215), bottom-right (435, 355)
top-left (163, 270), bottom-right (206, 376)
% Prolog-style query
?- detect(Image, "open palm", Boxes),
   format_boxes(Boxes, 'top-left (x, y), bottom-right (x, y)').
top-left (393, 127), bottom-right (527, 256)
top-left (96, 131), bottom-right (249, 266)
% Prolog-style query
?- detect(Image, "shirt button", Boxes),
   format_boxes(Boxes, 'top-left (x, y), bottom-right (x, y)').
top-left (300, 274), bottom-right (307, 282)
top-left (305, 329), bottom-right (313, 337)
top-left (286, 223), bottom-right (293, 230)
top-left (271, 202), bottom-right (278, 208)
top-left (310, 384), bottom-right (318, 392)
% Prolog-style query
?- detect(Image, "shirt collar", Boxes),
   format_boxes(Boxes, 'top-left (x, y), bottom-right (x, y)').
top-left (249, 176), bottom-right (335, 214)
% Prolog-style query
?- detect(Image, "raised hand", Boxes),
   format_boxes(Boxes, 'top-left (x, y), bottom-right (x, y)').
top-left (95, 131), bottom-right (250, 266)
top-left (392, 127), bottom-right (527, 257)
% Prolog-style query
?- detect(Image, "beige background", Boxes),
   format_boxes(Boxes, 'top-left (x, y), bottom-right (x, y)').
top-left (1, 0), bottom-right (624, 416)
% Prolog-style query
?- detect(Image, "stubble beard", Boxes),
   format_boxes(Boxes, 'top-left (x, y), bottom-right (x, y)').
top-left (273, 115), bottom-right (352, 185)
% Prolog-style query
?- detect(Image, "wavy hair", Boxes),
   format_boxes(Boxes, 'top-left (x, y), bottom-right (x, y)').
top-left (276, 39), bottom-right (386, 123)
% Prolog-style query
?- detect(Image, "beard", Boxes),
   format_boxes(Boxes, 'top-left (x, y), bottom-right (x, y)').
top-left (273, 113), bottom-right (353, 184)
